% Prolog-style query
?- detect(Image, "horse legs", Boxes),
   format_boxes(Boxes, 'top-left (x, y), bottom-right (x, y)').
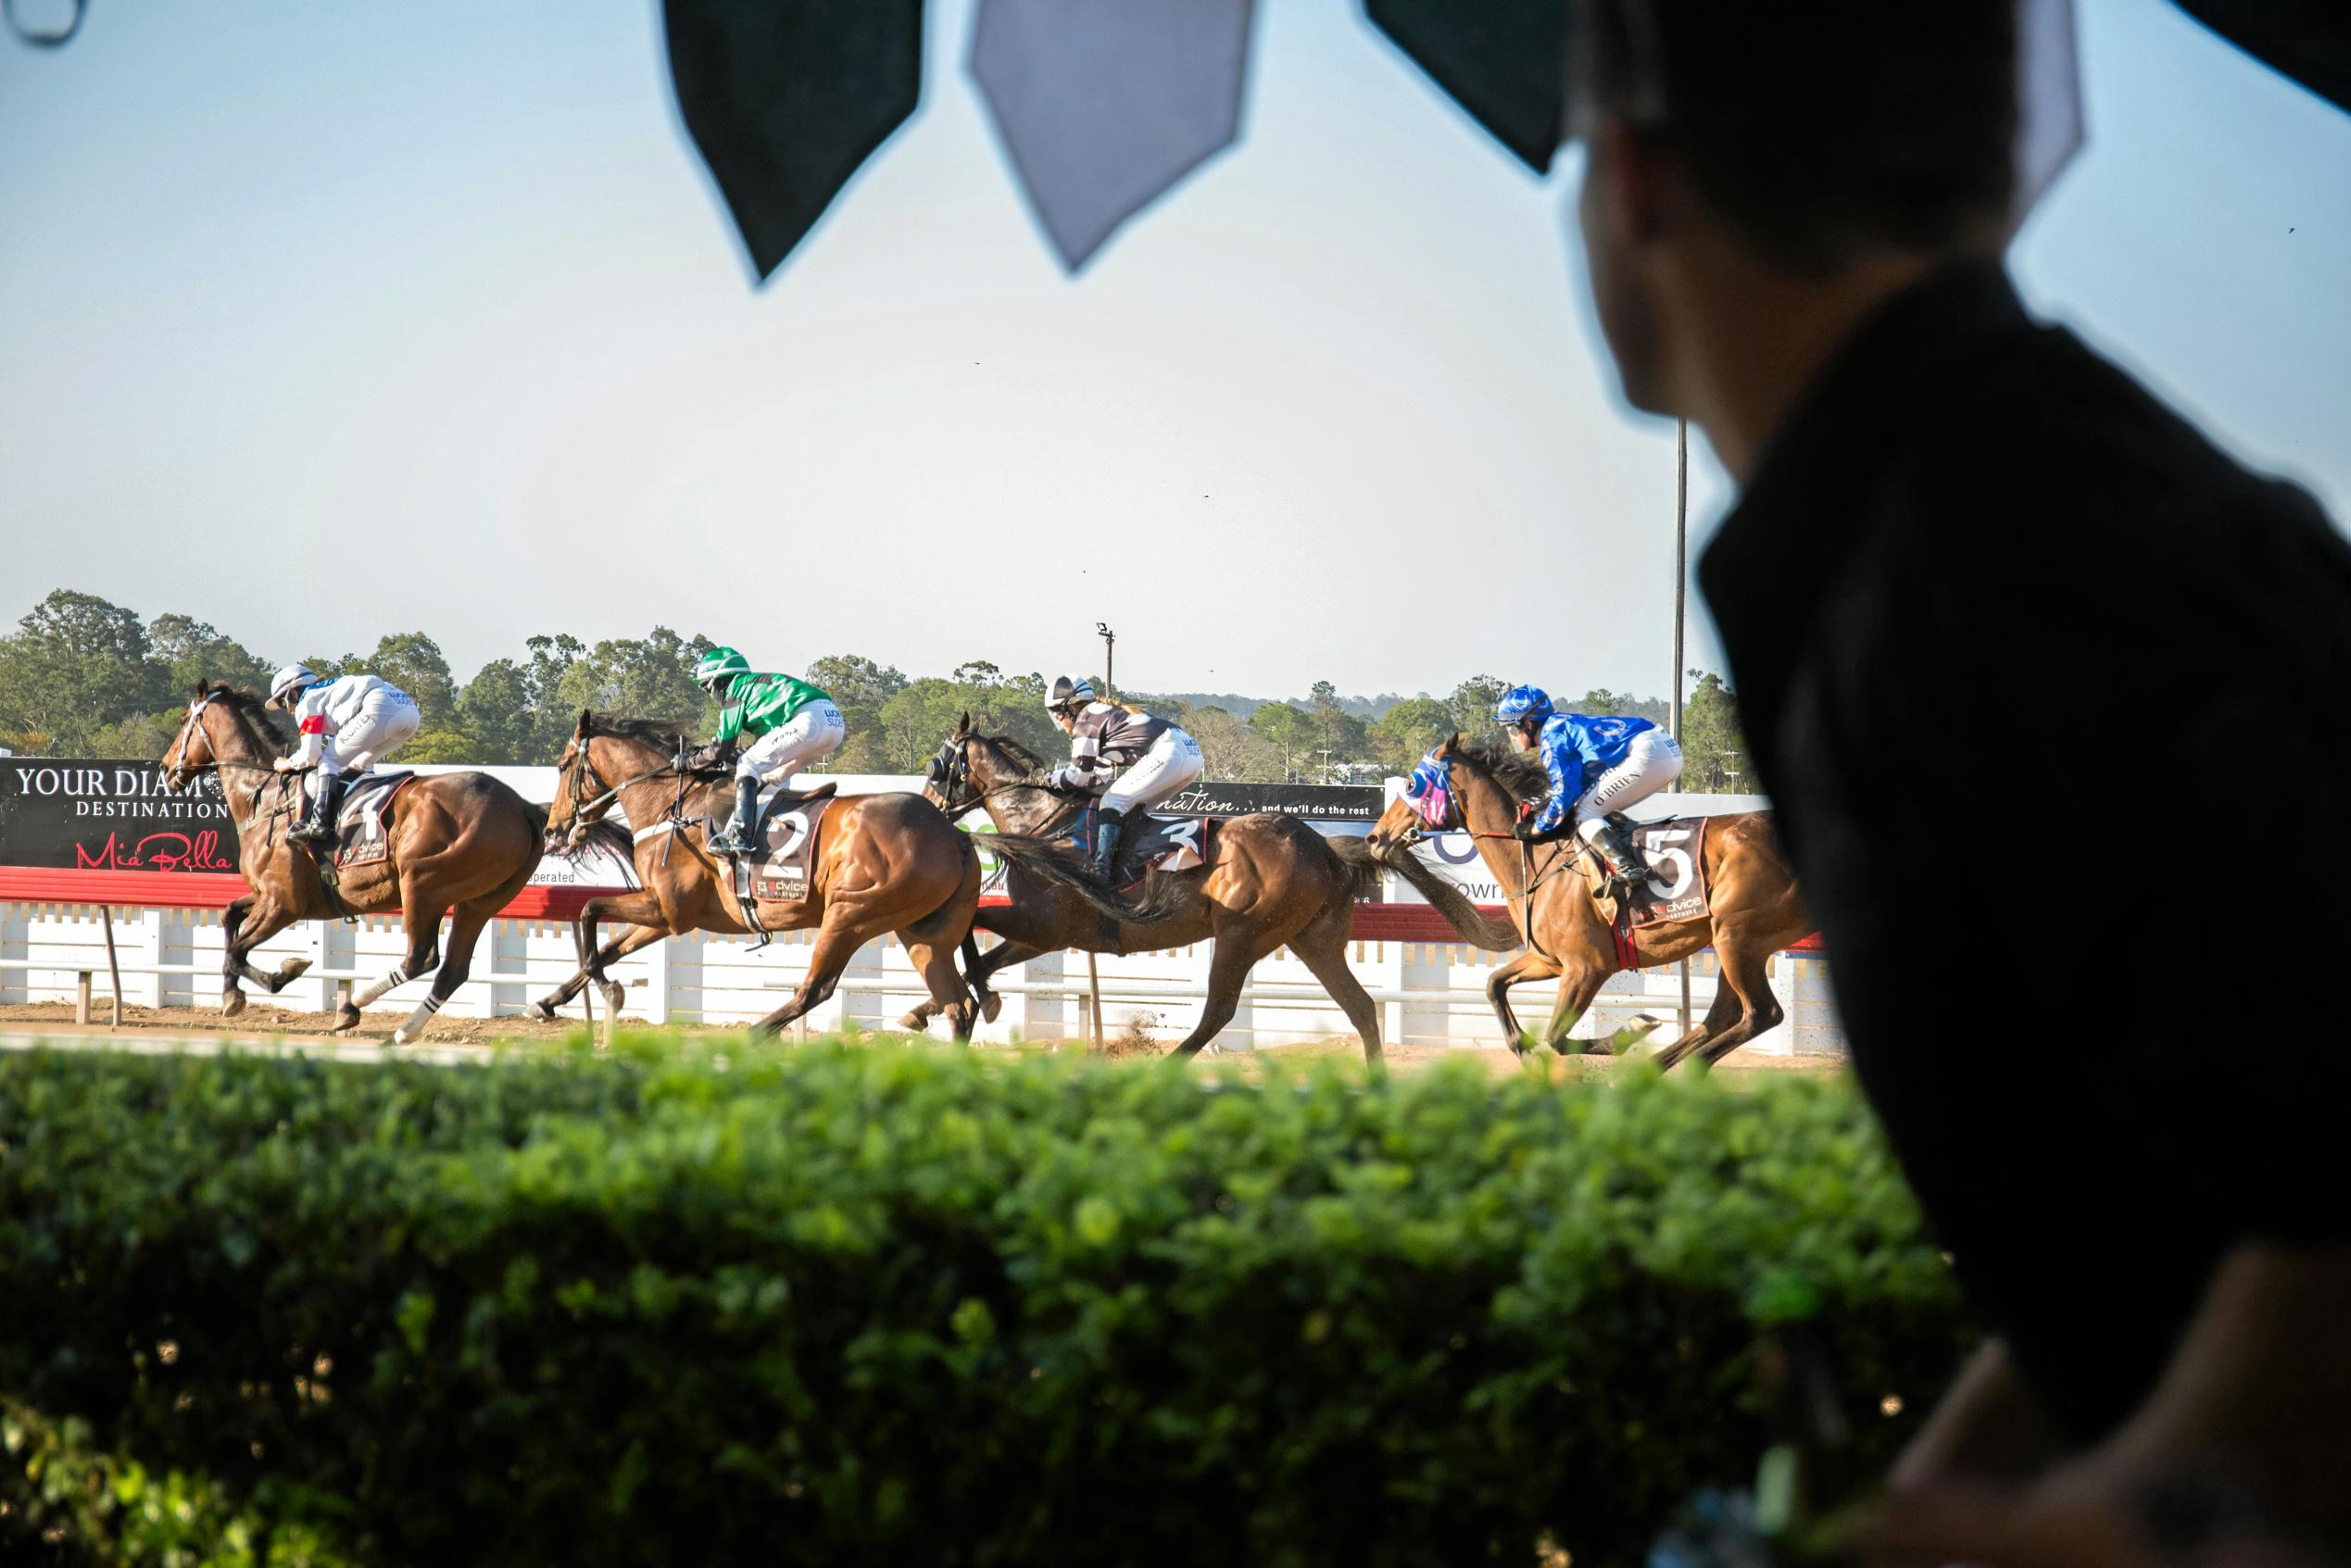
top-left (1484, 950), bottom-right (1560, 1055)
top-left (749, 912), bottom-right (868, 1039)
top-left (1683, 937), bottom-right (1787, 1070)
top-left (531, 891), bottom-right (668, 1019)
top-left (345, 897), bottom-right (446, 1035)
top-left (899, 934), bottom-right (978, 1042)
top-left (1289, 926), bottom-right (1385, 1071)
top-left (391, 896), bottom-right (497, 1047)
top-left (220, 897), bottom-right (308, 1017)
top-left (1534, 957), bottom-right (1616, 1057)
top-left (1168, 935), bottom-right (1267, 1060)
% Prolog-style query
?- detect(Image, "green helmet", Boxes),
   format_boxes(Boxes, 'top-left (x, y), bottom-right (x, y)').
top-left (694, 646), bottom-right (750, 689)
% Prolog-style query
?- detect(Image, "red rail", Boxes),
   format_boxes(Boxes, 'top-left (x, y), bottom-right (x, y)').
top-left (0, 869), bottom-right (1822, 954)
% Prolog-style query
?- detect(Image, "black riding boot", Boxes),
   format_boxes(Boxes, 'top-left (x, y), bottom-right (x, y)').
top-left (1091, 809), bottom-right (1126, 886)
top-left (1590, 820), bottom-right (1648, 890)
top-left (292, 771), bottom-right (345, 846)
top-left (711, 777), bottom-right (761, 854)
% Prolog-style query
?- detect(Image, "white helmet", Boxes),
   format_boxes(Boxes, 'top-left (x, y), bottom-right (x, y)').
top-left (1046, 674), bottom-right (1095, 711)
top-left (268, 664), bottom-right (319, 706)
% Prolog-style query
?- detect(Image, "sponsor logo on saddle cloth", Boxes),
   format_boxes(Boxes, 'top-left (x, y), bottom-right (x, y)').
top-left (309, 771), bottom-right (415, 870)
top-left (741, 792), bottom-right (834, 904)
top-left (1600, 815), bottom-right (1710, 928)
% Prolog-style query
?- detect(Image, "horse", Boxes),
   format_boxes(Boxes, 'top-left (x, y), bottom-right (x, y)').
top-left (913, 715), bottom-right (1387, 1065)
top-left (160, 681), bottom-right (547, 1044)
top-left (1361, 733), bottom-right (1811, 1068)
top-left (530, 710), bottom-right (982, 1040)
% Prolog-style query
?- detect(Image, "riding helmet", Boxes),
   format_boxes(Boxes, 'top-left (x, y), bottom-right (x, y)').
top-left (1047, 674), bottom-right (1096, 711)
top-left (268, 664), bottom-right (319, 706)
top-left (1492, 685), bottom-right (1553, 725)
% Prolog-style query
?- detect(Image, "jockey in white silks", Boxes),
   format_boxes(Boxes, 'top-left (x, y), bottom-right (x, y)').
top-left (267, 664), bottom-right (423, 845)
top-left (1042, 673), bottom-right (1204, 883)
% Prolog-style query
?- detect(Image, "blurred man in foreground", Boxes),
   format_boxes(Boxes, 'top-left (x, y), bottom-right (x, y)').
top-left (1565, 2), bottom-right (2351, 1558)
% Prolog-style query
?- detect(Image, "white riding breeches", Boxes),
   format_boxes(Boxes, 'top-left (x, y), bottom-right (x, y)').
top-left (1572, 729), bottom-right (1683, 833)
top-left (1100, 727), bottom-right (1204, 816)
top-left (324, 691), bottom-right (421, 776)
top-left (737, 700), bottom-right (847, 784)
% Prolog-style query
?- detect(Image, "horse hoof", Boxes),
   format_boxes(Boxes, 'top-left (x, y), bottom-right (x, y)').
top-left (980, 994), bottom-right (1003, 1025)
top-left (391, 1028), bottom-right (417, 1047)
top-left (599, 982), bottom-right (625, 1016)
top-left (220, 990), bottom-right (246, 1018)
top-left (271, 957), bottom-right (312, 992)
top-left (897, 1010), bottom-right (928, 1032)
top-left (332, 1005), bottom-right (361, 1035)
top-left (528, 1000), bottom-right (555, 1023)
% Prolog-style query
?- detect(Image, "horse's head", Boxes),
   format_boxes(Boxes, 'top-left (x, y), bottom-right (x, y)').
top-left (1368, 733), bottom-right (1464, 856)
top-left (547, 709), bottom-right (624, 852)
top-left (922, 711), bottom-right (980, 816)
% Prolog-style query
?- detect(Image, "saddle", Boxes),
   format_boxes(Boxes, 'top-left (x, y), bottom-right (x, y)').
top-left (708, 780), bottom-right (840, 848)
top-left (301, 771), bottom-right (416, 870)
top-left (716, 784), bottom-right (841, 908)
top-left (1069, 805), bottom-right (1215, 890)
top-left (1574, 813), bottom-right (1710, 929)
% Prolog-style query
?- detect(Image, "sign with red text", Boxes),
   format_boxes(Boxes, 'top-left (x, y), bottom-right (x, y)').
top-left (0, 759), bottom-right (238, 873)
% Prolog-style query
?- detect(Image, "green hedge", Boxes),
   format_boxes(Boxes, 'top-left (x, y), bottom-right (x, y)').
top-left (0, 1040), bottom-right (1968, 1567)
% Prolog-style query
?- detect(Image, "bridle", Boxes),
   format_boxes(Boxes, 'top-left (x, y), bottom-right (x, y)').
top-left (554, 732), bottom-right (706, 859)
top-left (924, 734), bottom-right (1069, 825)
top-left (163, 692), bottom-right (302, 842)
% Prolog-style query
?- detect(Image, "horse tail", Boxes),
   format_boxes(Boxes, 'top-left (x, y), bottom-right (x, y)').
top-left (983, 833), bottom-right (1186, 926)
top-left (1372, 843), bottom-right (1523, 952)
top-left (1323, 833), bottom-right (1389, 905)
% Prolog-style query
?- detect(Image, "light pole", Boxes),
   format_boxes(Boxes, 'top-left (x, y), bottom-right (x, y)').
top-left (1087, 621), bottom-right (1116, 1053)
top-left (1673, 420), bottom-right (1691, 1038)
top-left (1096, 621), bottom-right (1116, 700)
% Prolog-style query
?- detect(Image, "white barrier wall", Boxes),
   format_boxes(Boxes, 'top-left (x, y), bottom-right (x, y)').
top-left (0, 900), bottom-right (1845, 1056)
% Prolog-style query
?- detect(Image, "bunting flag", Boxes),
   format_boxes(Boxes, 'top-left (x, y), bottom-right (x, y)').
top-left (1362, 0), bottom-right (1572, 173)
top-left (969, 0), bottom-right (1257, 270)
top-left (662, 0), bottom-right (924, 282)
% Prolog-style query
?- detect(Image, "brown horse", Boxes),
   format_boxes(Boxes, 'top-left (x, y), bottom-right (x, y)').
top-left (531, 711), bottom-right (982, 1040)
top-left (1362, 734), bottom-right (1811, 1067)
top-left (913, 716), bottom-right (1387, 1065)
top-left (160, 682), bottom-right (547, 1044)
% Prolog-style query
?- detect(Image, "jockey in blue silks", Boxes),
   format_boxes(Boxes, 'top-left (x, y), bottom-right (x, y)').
top-left (1493, 684), bottom-right (1684, 890)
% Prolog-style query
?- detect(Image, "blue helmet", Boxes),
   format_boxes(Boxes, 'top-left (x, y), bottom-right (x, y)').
top-left (1492, 685), bottom-right (1553, 726)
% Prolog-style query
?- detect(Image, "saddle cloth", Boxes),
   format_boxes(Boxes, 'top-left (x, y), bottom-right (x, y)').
top-left (1070, 807), bottom-right (1216, 885)
top-left (302, 771), bottom-right (414, 870)
top-left (1592, 813), bottom-right (1710, 928)
top-left (716, 789), bottom-right (837, 904)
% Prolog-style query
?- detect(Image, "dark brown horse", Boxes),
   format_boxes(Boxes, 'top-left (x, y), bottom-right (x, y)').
top-left (914, 716), bottom-right (1387, 1065)
top-left (161, 682), bottom-right (546, 1043)
top-left (531, 711), bottom-right (982, 1040)
top-left (1362, 734), bottom-right (1811, 1067)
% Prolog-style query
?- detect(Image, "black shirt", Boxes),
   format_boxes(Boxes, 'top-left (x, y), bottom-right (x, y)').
top-left (1700, 260), bottom-right (2351, 1443)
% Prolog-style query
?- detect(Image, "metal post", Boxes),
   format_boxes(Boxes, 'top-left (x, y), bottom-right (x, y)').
top-left (1089, 621), bottom-right (1116, 1051)
top-left (100, 905), bottom-right (125, 1031)
top-left (1673, 420), bottom-right (1692, 1038)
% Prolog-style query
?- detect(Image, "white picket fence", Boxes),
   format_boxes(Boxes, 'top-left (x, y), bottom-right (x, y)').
top-left (0, 899), bottom-right (1844, 1056)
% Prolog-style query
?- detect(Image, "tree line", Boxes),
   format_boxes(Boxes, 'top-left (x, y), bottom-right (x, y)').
top-left (0, 588), bottom-right (1752, 789)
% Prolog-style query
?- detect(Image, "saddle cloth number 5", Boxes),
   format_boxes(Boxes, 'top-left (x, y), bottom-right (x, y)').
top-left (1640, 824), bottom-right (1698, 901)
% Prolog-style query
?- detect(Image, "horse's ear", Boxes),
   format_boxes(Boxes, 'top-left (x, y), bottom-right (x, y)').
top-left (958, 710), bottom-right (971, 734)
top-left (1441, 732), bottom-right (1461, 755)
top-left (191, 680), bottom-right (207, 698)
top-left (573, 709), bottom-right (591, 735)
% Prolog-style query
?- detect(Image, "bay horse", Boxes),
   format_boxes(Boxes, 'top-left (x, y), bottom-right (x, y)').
top-left (1361, 734), bottom-right (1811, 1067)
top-left (160, 682), bottom-right (546, 1044)
top-left (913, 715), bottom-right (1387, 1065)
top-left (530, 711), bottom-right (982, 1040)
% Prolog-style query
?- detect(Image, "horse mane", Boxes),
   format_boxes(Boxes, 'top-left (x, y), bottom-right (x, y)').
top-left (582, 711), bottom-right (694, 752)
top-left (558, 814), bottom-right (637, 862)
top-left (201, 682), bottom-right (289, 754)
top-left (1453, 732), bottom-right (1550, 803)
top-left (983, 732), bottom-right (1050, 773)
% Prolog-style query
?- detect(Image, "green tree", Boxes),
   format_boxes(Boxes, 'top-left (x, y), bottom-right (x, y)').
top-left (1184, 705), bottom-right (1251, 781)
top-left (1678, 670), bottom-right (1754, 794)
top-left (456, 659), bottom-right (534, 764)
top-left (805, 654), bottom-right (910, 772)
top-left (1248, 703), bottom-right (1312, 782)
top-left (366, 633), bottom-right (460, 721)
top-left (1446, 675), bottom-right (1510, 738)
top-left (148, 613), bottom-right (270, 697)
top-left (1368, 696), bottom-right (1454, 774)
top-left (0, 589), bottom-right (165, 755)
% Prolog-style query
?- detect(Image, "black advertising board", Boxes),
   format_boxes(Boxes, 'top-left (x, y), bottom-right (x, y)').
top-left (1150, 782), bottom-right (1383, 822)
top-left (0, 759), bottom-right (239, 872)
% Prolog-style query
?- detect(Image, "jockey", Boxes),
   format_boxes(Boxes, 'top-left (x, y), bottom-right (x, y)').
top-left (1493, 684), bottom-right (1683, 891)
top-left (266, 664), bottom-right (422, 846)
top-left (687, 647), bottom-right (846, 854)
top-left (1043, 674), bottom-right (1204, 884)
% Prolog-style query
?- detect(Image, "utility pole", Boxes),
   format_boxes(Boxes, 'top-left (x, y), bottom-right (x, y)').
top-left (1096, 621), bottom-right (1116, 700)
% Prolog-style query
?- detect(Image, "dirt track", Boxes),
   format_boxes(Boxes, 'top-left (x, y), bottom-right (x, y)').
top-left (0, 1001), bottom-right (1841, 1079)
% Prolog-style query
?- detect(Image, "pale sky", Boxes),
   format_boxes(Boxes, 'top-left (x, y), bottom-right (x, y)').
top-left (2, 0), bottom-right (2345, 701)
